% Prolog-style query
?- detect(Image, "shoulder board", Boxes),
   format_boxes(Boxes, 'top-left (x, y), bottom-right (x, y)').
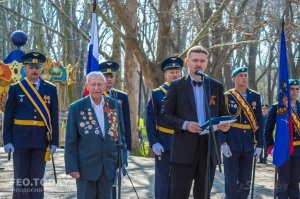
top-left (153, 88), bottom-right (161, 92)
top-left (249, 89), bottom-right (260, 95)
top-left (113, 88), bottom-right (127, 95)
top-left (44, 80), bottom-right (56, 87)
top-left (11, 82), bottom-right (18, 86)
top-left (224, 88), bottom-right (234, 95)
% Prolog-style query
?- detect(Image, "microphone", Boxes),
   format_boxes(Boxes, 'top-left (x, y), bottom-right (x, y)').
top-left (195, 70), bottom-right (207, 77)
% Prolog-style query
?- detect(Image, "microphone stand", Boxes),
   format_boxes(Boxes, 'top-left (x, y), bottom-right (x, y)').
top-left (201, 75), bottom-right (222, 199)
top-left (116, 141), bottom-right (123, 199)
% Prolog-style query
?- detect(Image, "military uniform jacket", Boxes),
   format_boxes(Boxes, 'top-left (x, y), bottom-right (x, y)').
top-left (264, 101), bottom-right (300, 156)
top-left (64, 96), bottom-right (126, 181)
top-left (3, 78), bottom-right (59, 148)
top-left (220, 88), bottom-right (263, 152)
top-left (161, 75), bottom-right (227, 165)
top-left (109, 88), bottom-right (132, 151)
top-left (146, 84), bottom-right (173, 151)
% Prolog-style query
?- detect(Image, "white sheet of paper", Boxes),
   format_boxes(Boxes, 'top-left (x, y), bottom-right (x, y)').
top-left (219, 119), bottom-right (237, 125)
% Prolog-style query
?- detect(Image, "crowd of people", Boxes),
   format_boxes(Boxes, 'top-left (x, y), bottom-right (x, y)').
top-left (2, 45), bottom-right (300, 199)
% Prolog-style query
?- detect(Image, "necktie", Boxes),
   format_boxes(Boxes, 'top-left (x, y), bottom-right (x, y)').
top-left (32, 83), bottom-right (37, 89)
top-left (192, 80), bottom-right (202, 87)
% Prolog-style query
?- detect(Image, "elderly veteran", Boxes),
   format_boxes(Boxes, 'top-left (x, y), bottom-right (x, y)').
top-left (64, 71), bottom-right (126, 199)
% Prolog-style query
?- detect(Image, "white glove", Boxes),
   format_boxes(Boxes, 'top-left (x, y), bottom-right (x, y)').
top-left (50, 145), bottom-right (57, 155)
top-left (221, 144), bottom-right (232, 158)
top-left (253, 147), bottom-right (262, 160)
top-left (4, 143), bottom-right (14, 153)
top-left (152, 143), bottom-right (164, 156)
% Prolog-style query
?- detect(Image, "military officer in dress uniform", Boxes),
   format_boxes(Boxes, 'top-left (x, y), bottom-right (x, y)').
top-left (264, 79), bottom-right (300, 199)
top-left (146, 56), bottom-right (183, 199)
top-left (99, 61), bottom-right (130, 199)
top-left (99, 61), bottom-right (131, 152)
top-left (220, 66), bottom-right (263, 199)
top-left (3, 52), bottom-right (59, 199)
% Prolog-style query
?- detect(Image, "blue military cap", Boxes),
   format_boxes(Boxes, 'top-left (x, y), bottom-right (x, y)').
top-left (231, 66), bottom-right (248, 77)
top-left (99, 61), bottom-right (120, 75)
top-left (161, 56), bottom-right (183, 71)
top-left (22, 51), bottom-right (46, 67)
top-left (288, 79), bottom-right (300, 86)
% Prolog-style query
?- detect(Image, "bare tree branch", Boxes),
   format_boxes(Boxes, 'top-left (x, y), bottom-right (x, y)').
top-left (180, 0), bottom-right (232, 57)
top-left (0, 3), bottom-right (64, 38)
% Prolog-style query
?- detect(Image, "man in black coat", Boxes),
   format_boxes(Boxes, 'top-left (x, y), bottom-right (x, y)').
top-left (161, 45), bottom-right (230, 199)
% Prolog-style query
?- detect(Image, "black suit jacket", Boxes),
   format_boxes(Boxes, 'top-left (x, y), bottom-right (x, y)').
top-left (161, 75), bottom-right (227, 165)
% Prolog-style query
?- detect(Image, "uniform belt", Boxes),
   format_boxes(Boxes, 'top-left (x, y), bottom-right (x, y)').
top-left (294, 141), bottom-right (300, 146)
top-left (156, 125), bottom-right (174, 134)
top-left (14, 119), bottom-right (46, 127)
top-left (230, 122), bottom-right (251, 130)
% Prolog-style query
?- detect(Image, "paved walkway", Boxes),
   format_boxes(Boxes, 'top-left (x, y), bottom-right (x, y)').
top-left (0, 148), bottom-right (276, 198)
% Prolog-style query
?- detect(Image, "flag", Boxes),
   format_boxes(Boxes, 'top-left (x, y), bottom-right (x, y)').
top-left (273, 29), bottom-right (294, 166)
top-left (86, 12), bottom-right (99, 74)
top-left (83, 12), bottom-right (99, 96)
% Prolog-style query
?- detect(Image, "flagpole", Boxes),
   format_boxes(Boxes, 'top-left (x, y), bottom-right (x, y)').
top-left (93, 0), bottom-right (96, 13)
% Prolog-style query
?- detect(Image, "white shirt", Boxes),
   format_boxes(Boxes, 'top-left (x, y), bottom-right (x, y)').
top-left (190, 76), bottom-right (206, 125)
top-left (182, 75), bottom-right (206, 130)
top-left (90, 96), bottom-right (105, 137)
top-left (33, 78), bottom-right (40, 90)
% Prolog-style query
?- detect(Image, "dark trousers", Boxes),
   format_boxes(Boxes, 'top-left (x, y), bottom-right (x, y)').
top-left (13, 148), bottom-right (46, 199)
top-left (76, 170), bottom-right (114, 199)
top-left (276, 155), bottom-right (300, 199)
top-left (223, 151), bottom-right (253, 199)
top-left (170, 137), bottom-right (216, 199)
top-left (155, 151), bottom-right (171, 199)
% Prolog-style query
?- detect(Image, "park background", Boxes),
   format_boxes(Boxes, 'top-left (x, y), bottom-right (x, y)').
top-left (0, 0), bottom-right (299, 154)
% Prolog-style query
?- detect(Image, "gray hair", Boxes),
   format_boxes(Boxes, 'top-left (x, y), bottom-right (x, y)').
top-left (85, 71), bottom-right (106, 84)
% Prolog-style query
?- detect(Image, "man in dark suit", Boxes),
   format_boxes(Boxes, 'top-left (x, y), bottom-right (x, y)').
top-left (161, 45), bottom-right (230, 199)
top-left (221, 66), bottom-right (263, 199)
top-left (146, 56), bottom-right (183, 199)
top-left (265, 79), bottom-right (300, 199)
top-left (3, 51), bottom-right (59, 199)
top-left (64, 71), bottom-right (126, 199)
